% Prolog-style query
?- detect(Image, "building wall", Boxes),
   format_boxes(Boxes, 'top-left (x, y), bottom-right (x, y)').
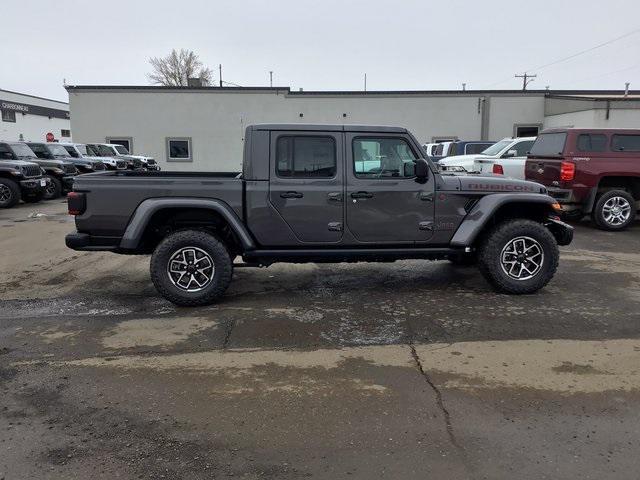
top-left (0, 90), bottom-right (70, 142)
top-left (69, 88), bottom-right (553, 171)
top-left (544, 108), bottom-right (640, 129)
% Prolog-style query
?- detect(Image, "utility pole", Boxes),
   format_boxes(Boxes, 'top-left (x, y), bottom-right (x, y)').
top-left (219, 64), bottom-right (223, 87)
top-left (269, 71), bottom-right (273, 87)
top-left (515, 72), bottom-right (536, 91)
top-left (364, 73), bottom-right (367, 92)
top-left (462, 83), bottom-right (466, 91)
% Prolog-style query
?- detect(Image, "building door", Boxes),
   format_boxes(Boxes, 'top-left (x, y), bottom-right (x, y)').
top-left (345, 134), bottom-right (435, 244)
top-left (268, 131), bottom-right (344, 244)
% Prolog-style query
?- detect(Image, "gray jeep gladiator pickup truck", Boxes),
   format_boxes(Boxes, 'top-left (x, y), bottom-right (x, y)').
top-left (66, 124), bottom-right (573, 306)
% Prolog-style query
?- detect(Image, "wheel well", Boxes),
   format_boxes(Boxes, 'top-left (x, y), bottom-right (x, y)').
top-left (138, 207), bottom-right (242, 255)
top-left (473, 201), bottom-right (551, 247)
top-left (597, 176), bottom-right (640, 200)
top-left (0, 172), bottom-right (19, 182)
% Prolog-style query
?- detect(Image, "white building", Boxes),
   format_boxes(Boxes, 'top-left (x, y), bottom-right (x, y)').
top-left (66, 86), bottom-right (640, 171)
top-left (0, 89), bottom-right (71, 142)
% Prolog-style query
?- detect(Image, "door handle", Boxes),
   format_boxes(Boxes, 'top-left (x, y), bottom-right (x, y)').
top-left (327, 192), bottom-right (343, 202)
top-left (420, 192), bottom-right (434, 202)
top-left (351, 191), bottom-right (373, 199)
top-left (280, 191), bottom-right (303, 199)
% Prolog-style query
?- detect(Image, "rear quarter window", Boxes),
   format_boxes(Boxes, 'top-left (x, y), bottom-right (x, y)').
top-left (529, 133), bottom-right (567, 157)
top-left (577, 134), bottom-right (607, 152)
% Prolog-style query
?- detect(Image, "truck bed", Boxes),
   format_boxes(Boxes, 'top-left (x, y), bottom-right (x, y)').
top-left (73, 170), bottom-right (244, 236)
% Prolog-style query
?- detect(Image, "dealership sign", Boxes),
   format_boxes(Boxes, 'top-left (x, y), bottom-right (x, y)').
top-left (0, 100), bottom-right (69, 119)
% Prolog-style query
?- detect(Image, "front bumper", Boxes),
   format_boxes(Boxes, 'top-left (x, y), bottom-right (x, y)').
top-left (62, 175), bottom-right (75, 191)
top-left (545, 217), bottom-right (574, 246)
top-left (65, 231), bottom-right (121, 251)
top-left (19, 177), bottom-right (48, 193)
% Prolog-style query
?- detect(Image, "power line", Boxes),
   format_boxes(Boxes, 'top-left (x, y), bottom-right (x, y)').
top-left (483, 26), bottom-right (640, 89)
top-left (530, 26), bottom-right (640, 73)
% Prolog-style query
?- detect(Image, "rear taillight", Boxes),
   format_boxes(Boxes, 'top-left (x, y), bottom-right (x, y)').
top-left (492, 164), bottom-right (504, 175)
top-left (67, 191), bottom-right (86, 215)
top-left (560, 161), bottom-right (575, 181)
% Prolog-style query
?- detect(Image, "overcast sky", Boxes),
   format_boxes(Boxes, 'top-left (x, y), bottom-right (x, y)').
top-left (2, 0), bottom-right (640, 102)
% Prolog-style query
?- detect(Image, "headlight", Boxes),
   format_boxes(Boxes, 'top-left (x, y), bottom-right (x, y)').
top-left (9, 168), bottom-right (23, 176)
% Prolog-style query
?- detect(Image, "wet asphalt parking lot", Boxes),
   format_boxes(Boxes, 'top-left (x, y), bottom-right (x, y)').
top-left (1, 200), bottom-right (640, 479)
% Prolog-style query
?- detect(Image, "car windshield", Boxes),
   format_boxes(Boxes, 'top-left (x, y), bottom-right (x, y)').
top-left (95, 145), bottom-right (116, 156)
top-left (48, 144), bottom-right (70, 156)
top-left (10, 143), bottom-right (37, 158)
top-left (114, 145), bottom-right (129, 154)
top-left (76, 145), bottom-right (88, 155)
top-left (480, 140), bottom-right (512, 156)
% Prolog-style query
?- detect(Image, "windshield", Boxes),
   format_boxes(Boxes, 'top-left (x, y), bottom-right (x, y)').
top-left (93, 145), bottom-right (117, 156)
top-left (47, 144), bottom-right (71, 156)
top-left (76, 144), bottom-right (88, 155)
top-left (10, 144), bottom-right (37, 158)
top-left (113, 145), bottom-right (129, 154)
top-left (28, 143), bottom-right (49, 158)
top-left (86, 144), bottom-right (100, 156)
top-left (480, 140), bottom-right (512, 156)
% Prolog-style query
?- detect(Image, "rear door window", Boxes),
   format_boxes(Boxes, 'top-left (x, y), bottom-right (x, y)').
top-left (611, 134), bottom-right (640, 152)
top-left (577, 134), bottom-right (607, 152)
top-left (276, 136), bottom-right (336, 178)
top-left (529, 133), bottom-right (567, 157)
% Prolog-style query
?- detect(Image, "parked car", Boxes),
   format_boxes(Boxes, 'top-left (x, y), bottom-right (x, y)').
top-left (66, 123), bottom-right (572, 306)
top-left (83, 144), bottom-right (128, 170)
top-left (525, 128), bottom-right (640, 230)
top-left (107, 143), bottom-right (160, 171)
top-left (438, 137), bottom-right (536, 179)
top-left (25, 142), bottom-right (78, 199)
top-left (422, 143), bottom-right (439, 157)
top-left (444, 141), bottom-right (496, 158)
top-left (430, 141), bottom-right (454, 162)
top-left (57, 143), bottom-right (106, 173)
top-left (0, 142), bottom-right (48, 207)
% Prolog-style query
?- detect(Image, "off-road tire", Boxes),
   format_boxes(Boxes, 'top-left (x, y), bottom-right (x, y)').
top-left (23, 191), bottom-right (45, 203)
top-left (592, 189), bottom-right (635, 231)
top-left (43, 176), bottom-right (62, 200)
top-left (477, 219), bottom-right (559, 294)
top-left (150, 230), bottom-right (233, 306)
top-left (0, 178), bottom-right (20, 208)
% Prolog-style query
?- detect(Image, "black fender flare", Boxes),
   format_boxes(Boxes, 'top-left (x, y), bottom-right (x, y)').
top-left (450, 193), bottom-right (557, 247)
top-left (119, 197), bottom-right (256, 250)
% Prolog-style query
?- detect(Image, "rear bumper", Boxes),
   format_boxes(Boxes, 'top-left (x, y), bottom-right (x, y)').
top-left (546, 187), bottom-right (596, 213)
top-left (65, 231), bottom-right (121, 251)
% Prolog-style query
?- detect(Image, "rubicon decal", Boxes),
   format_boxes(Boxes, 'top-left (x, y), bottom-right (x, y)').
top-left (468, 183), bottom-right (536, 192)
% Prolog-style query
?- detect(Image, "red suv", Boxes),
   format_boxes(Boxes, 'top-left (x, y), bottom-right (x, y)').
top-left (526, 128), bottom-right (639, 230)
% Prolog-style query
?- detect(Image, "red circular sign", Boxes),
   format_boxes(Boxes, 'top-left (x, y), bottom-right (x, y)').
top-left (46, 132), bottom-right (54, 142)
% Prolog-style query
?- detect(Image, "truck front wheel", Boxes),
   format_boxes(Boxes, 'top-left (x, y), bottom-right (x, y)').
top-left (150, 230), bottom-right (233, 306)
top-left (43, 176), bottom-right (62, 200)
top-left (0, 178), bottom-right (21, 208)
top-left (477, 219), bottom-right (559, 294)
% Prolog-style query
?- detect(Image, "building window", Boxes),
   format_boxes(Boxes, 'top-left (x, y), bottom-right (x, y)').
top-left (353, 137), bottom-right (417, 178)
top-left (514, 124), bottom-right (541, 137)
top-left (276, 136), bottom-right (336, 178)
top-left (166, 137), bottom-right (192, 162)
top-left (1, 109), bottom-right (16, 123)
top-left (106, 137), bottom-right (133, 153)
top-left (61, 129), bottom-right (71, 138)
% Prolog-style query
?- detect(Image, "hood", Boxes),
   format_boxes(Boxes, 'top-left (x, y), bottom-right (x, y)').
top-left (454, 173), bottom-right (546, 194)
top-left (438, 154), bottom-right (489, 166)
top-left (31, 158), bottom-right (66, 168)
top-left (0, 159), bottom-right (41, 169)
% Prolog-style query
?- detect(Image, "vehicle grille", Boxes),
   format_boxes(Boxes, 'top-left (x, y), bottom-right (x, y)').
top-left (22, 165), bottom-right (42, 178)
top-left (116, 160), bottom-right (127, 170)
top-left (93, 162), bottom-right (106, 171)
top-left (63, 164), bottom-right (77, 174)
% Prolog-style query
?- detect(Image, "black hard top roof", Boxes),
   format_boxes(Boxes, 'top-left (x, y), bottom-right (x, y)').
top-left (249, 124), bottom-right (408, 133)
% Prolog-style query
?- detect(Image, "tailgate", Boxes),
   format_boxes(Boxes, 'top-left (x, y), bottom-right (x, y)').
top-left (525, 156), bottom-right (563, 185)
top-left (474, 158), bottom-right (495, 174)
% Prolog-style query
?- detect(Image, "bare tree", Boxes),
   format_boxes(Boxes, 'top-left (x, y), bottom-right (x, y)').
top-left (147, 49), bottom-right (213, 86)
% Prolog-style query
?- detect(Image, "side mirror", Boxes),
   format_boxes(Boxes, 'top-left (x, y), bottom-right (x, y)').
top-left (415, 158), bottom-right (429, 179)
top-left (503, 149), bottom-right (518, 158)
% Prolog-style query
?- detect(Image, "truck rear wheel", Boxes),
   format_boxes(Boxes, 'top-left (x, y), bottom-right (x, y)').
top-left (0, 178), bottom-right (20, 208)
top-left (592, 190), bottom-right (635, 231)
top-left (477, 219), bottom-right (559, 294)
top-left (150, 230), bottom-right (233, 306)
